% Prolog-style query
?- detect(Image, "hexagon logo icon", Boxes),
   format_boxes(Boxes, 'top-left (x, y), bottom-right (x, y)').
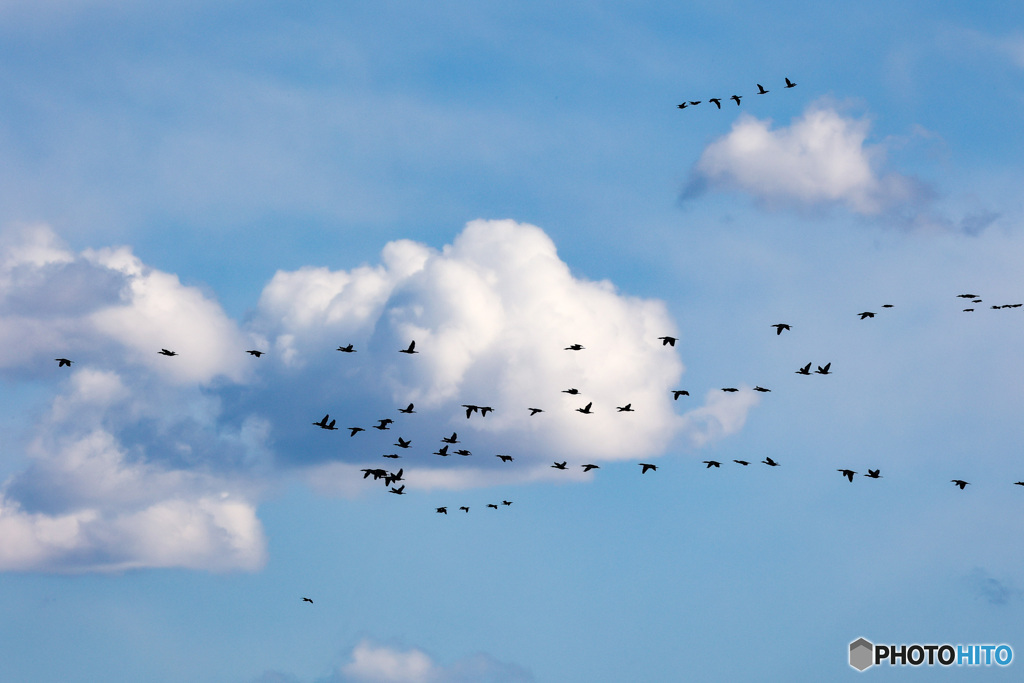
top-left (850, 638), bottom-right (874, 671)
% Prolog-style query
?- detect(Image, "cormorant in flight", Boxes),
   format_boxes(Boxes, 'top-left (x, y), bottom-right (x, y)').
top-left (442, 432), bottom-right (459, 444)
top-left (951, 479), bottom-right (969, 490)
top-left (577, 402), bottom-right (594, 414)
top-left (771, 323), bottom-right (791, 335)
top-left (581, 464), bottom-right (600, 472)
top-left (784, 77), bottom-right (796, 88)
top-left (838, 469), bottom-right (857, 482)
top-left (302, 597), bottom-right (313, 604)
top-left (762, 457), bottom-right (780, 467)
top-left (709, 98), bottom-right (722, 108)
top-left (658, 336), bottom-right (677, 346)
top-left (865, 469), bottom-right (882, 479)
top-left (337, 344), bottom-right (355, 352)
top-left (795, 362), bottom-right (812, 375)
top-left (398, 403), bottom-right (415, 414)
top-left (756, 83), bottom-right (769, 94)
top-left (347, 427), bottom-right (364, 436)
top-left (158, 349), bottom-right (177, 356)
top-left (639, 463), bottom-right (657, 473)
top-left (672, 390), bottom-right (689, 400)
top-left (814, 363), bottom-right (831, 375)
top-left (858, 311), bottom-right (875, 319)
top-left (246, 350), bottom-right (264, 357)
top-left (496, 454), bottom-right (514, 462)
top-left (399, 340), bottom-right (418, 354)
top-left (703, 460), bottom-right (721, 468)
top-left (551, 461), bottom-right (567, 470)
top-left (616, 404), bottom-right (633, 412)
top-left (55, 358), bottom-right (73, 367)
top-left (733, 460), bottom-right (750, 466)
top-left (565, 344), bottom-right (584, 351)
top-left (528, 408), bottom-right (544, 415)
top-left (395, 437), bottom-right (411, 449)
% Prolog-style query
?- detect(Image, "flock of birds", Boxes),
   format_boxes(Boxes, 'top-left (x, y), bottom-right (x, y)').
top-left (676, 77), bottom-right (797, 110)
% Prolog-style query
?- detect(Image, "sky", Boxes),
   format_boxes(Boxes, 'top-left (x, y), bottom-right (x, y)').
top-left (1, 1), bottom-right (1024, 680)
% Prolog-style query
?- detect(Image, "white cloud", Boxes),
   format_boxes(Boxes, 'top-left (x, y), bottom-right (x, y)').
top-left (685, 101), bottom-right (923, 215)
top-left (338, 640), bottom-right (533, 683)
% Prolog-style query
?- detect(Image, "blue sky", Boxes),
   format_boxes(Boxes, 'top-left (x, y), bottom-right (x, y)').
top-left (2, 1), bottom-right (1024, 681)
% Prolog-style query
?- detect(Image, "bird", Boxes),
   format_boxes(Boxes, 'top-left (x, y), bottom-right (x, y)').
top-left (551, 461), bottom-right (567, 470)
top-left (1015, 482), bottom-right (1024, 487)
top-left (373, 419), bottom-right (394, 430)
top-left (658, 336), bottom-right (677, 346)
top-left (882, 304), bottom-right (894, 308)
top-left (436, 507), bottom-right (447, 514)
top-left (455, 449), bottom-right (472, 456)
top-left (361, 468), bottom-right (386, 480)
top-left (324, 420), bottom-right (338, 431)
top-left (395, 437), bottom-right (411, 449)
top-left (246, 350), bottom-right (264, 357)
top-left (677, 102), bottom-right (688, 109)
top-left (55, 358), bottom-right (73, 367)
top-left (753, 386), bottom-right (771, 392)
top-left (302, 597), bottom-right (313, 604)
top-left (795, 362), bottom-right (812, 375)
top-left (462, 404), bottom-right (480, 418)
top-left (689, 100), bottom-right (701, 106)
top-left (721, 387), bottom-right (739, 392)
top-left (771, 323), bottom-right (791, 335)
top-left (730, 94), bottom-right (742, 105)
top-left (951, 479), bottom-right (969, 490)
top-left (756, 83), bottom-right (769, 94)
top-left (478, 406), bottom-right (494, 416)
top-left (390, 485), bottom-right (405, 495)
top-left (762, 457), bottom-right (780, 467)
top-left (347, 427), bottom-right (364, 437)
top-left (459, 506), bottom-right (470, 513)
top-left (733, 460), bottom-right (750, 466)
top-left (865, 469), bottom-right (882, 479)
top-left (398, 403), bottom-right (415, 414)
top-left (576, 402), bottom-right (594, 414)
top-left (639, 463), bottom-right (657, 473)
top-left (838, 469), bottom-right (857, 482)
top-left (384, 469), bottom-right (404, 486)
top-left (434, 445), bottom-right (450, 456)
top-left (616, 404), bottom-right (634, 412)
top-left (502, 500), bottom-right (512, 506)
top-left (703, 460), bottom-right (721, 468)
top-left (496, 454), bottom-right (514, 462)
top-left (158, 349), bottom-right (177, 356)
top-left (672, 390), bottom-right (689, 400)
top-left (337, 344), bottom-right (355, 352)
top-left (963, 308), bottom-right (975, 312)
top-left (565, 344), bottom-right (584, 351)
top-left (487, 504), bottom-right (499, 509)
top-left (858, 311), bottom-right (875, 319)
top-left (956, 293), bottom-right (978, 299)
top-left (784, 77), bottom-right (797, 88)
top-left (442, 432), bottom-right (459, 444)
top-left (312, 414), bottom-right (331, 429)
top-left (382, 454), bottom-right (400, 459)
top-left (581, 464), bottom-right (600, 472)
top-left (528, 408), bottom-right (544, 416)
top-left (814, 363), bottom-right (832, 375)
top-left (708, 98), bottom-right (722, 108)
top-left (562, 388), bottom-right (580, 395)
top-left (399, 340), bottom-right (418, 354)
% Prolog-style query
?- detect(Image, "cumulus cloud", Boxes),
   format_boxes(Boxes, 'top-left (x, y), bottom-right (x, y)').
top-left (682, 101), bottom-right (925, 215)
top-left (338, 640), bottom-right (533, 683)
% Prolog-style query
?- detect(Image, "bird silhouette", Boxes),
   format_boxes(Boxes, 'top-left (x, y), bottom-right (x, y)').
top-left (502, 500), bottom-right (512, 506)
top-left (382, 454), bottom-right (400, 459)
top-left (814, 363), bottom-right (832, 375)
top-left (882, 304), bottom-right (894, 308)
top-left (459, 506), bottom-right (469, 513)
top-left (963, 308), bottom-right (974, 312)
top-left (616, 404), bottom-right (633, 412)
top-left (528, 408), bottom-right (544, 416)
top-left (956, 294), bottom-right (978, 299)
top-left (677, 102), bottom-right (688, 109)
top-left (385, 469), bottom-right (404, 486)
top-left (784, 77), bottom-right (797, 88)
top-left (302, 597), bottom-right (313, 604)
top-left (838, 469), bottom-right (856, 482)
top-left (390, 485), bottom-right (405, 495)
top-left (313, 414), bottom-right (331, 429)
top-left (487, 504), bottom-right (499, 509)
top-left (762, 457), bottom-right (780, 467)
top-left (552, 461), bottom-right (568, 470)
top-left (337, 344), bottom-right (355, 352)
top-left (398, 403), bottom-right (415, 414)
top-left (721, 387), bottom-right (739, 392)
top-left (1015, 482), bottom-right (1024, 487)
top-left (951, 480), bottom-right (969, 490)
top-left (639, 463), bottom-right (657, 473)
top-left (795, 362), bottom-right (812, 375)
top-left (562, 388), bottom-right (580, 395)
top-left (672, 390), bottom-right (690, 400)
top-left (374, 419), bottom-right (394, 430)
top-left (455, 449), bottom-right (472, 456)
top-left (434, 445), bottom-right (450, 456)
top-left (361, 468), bottom-right (386, 480)
top-left (565, 344), bottom-right (584, 351)
top-left (703, 460), bottom-right (721, 468)
top-left (158, 349), bottom-right (177, 356)
top-left (730, 95), bottom-right (742, 105)
top-left (864, 469), bottom-right (882, 479)
top-left (436, 507), bottom-right (447, 514)
top-left (658, 336), bottom-right (677, 346)
top-left (55, 358), bottom-right (73, 367)
top-left (858, 311), bottom-right (875, 319)
top-left (347, 427), bottom-right (364, 437)
top-left (581, 464), bottom-right (600, 472)
top-left (395, 437), bottom-right (411, 449)
top-left (709, 98), bottom-right (722, 108)
top-left (399, 340), bottom-right (418, 354)
top-left (771, 323), bottom-right (791, 335)
top-left (478, 406), bottom-right (494, 416)
top-left (462, 404), bottom-right (479, 418)
top-left (246, 350), bottom-right (264, 357)
top-left (689, 101), bottom-right (701, 106)
top-left (733, 460), bottom-right (750, 466)
top-left (442, 432), bottom-right (459, 444)
top-left (496, 454), bottom-right (514, 462)
top-left (753, 386), bottom-right (771, 392)
top-left (324, 420), bottom-right (338, 431)
top-left (756, 83), bottom-right (769, 94)
top-left (576, 402), bottom-right (594, 414)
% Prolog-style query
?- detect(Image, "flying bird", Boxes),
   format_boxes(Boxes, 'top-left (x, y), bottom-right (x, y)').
top-left (562, 388), bottom-right (580, 395)
top-left (956, 294), bottom-right (978, 299)
top-left (55, 358), bottom-right (73, 367)
top-left (882, 304), bottom-right (894, 308)
top-left (398, 403), bottom-right (415, 414)
top-left (730, 94), bottom-right (742, 105)
top-left (528, 408), bottom-right (544, 416)
top-left (502, 500), bottom-right (512, 506)
top-left (762, 457), bottom-right (780, 467)
top-left (703, 460), bottom-right (721, 468)
top-left (733, 460), bottom-right (750, 466)
top-left (616, 404), bottom-right (634, 412)
top-left (795, 362), bottom-right (812, 375)
top-left (658, 336), bottom-right (677, 346)
top-left (459, 506), bottom-right (469, 513)
top-left (771, 323), bottom-right (791, 335)
top-left (399, 340), bottom-right (418, 354)
top-left (312, 414), bottom-right (331, 429)
top-left (324, 420), bottom-right (337, 431)
top-left (708, 98), bottom-right (722, 108)
top-left (689, 100), bottom-right (701, 106)
top-left (384, 469), bottom-right (404, 486)
top-left (478, 406), bottom-right (494, 416)
top-left (672, 390), bottom-right (689, 400)
top-left (838, 469), bottom-right (857, 482)
top-left (462, 404), bottom-right (480, 418)
top-left (496, 454), bottom-right (514, 462)
top-left (639, 463), bottom-right (657, 473)
top-left (814, 363), bottom-right (832, 375)
top-left (374, 419), bottom-right (394, 430)
top-left (158, 349), bottom-right (177, 356)
top-left (551, 461), bottom-right (568, 470)
top-left (963, 309), bottom-right (974, 312)
top-left (677, 102), bottom-right (688, 109)
top-left (865, 469), bottom-right (882, 479)
top-left (581, 464), bottom-right (600, 472)
top-left (721, 387), bottom-right (739, 392)
top-left (302, 597), bottom-right (313, 604)
top-left (246, 350), bottom-right (264, 357)
top-left (455, 449), bottom-right (472, 456)
top-left (395, 437), bottom-right (411, 449)
top-left (442, 432), bottom-right (459, 444)
top-left (361, 468), bottom-right (386, 480)
top-left (389, 485), bottom-right (405, 495)
top-left (753, 386), bottom-right (771, 392)
top-left (347, 427), bottom-right (364, 437)
top-left (756, 83), bottom-right (769, 94)
top-left (434, 445), bottom-right (450, 456)
top-left (487, 504), bottom-right (499, 509)
top-left (337, 344), bottom-right (355, 352)
top-left (382, 454), bottom-right (400, 459)
top-left (576, 402), bottom-right (594, 414)
top-left (784, 77), bottom-right (797, 88)
top-left (565, 344), bottom-right (585, 351)
top-left (436, 507), bottom-right (447, 514)
top-left (858, 311), bottom-right (875, 319)
top-left (951, 479), bottom-right (969, 490)
top-left (1015, 482), bottom-right (1024, 487)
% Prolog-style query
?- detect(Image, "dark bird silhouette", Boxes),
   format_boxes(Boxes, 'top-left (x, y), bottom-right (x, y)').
top-left (246, 350), bottom-right (264, 357)
top-left (462, 404), bottom-right (479, 418)
top-left (1015, 482), bottom-right (1024, 486)
top-left (956, 294), bottom-right (978, 299)
top-left (436, 507), bottom-right (447, 514)
top-left (689, 101), bottom-right (701, 106)
top-left (756, 83), bottom-right (769, 94)
top-left (459, 506), bottom-right (469, 513)
top-left (972, 299), bottom-right (982, 303)
top-left (302, 597), bottom-right (313, 604)
top-left (399, 340), bottom-right (418, 354)
top-left (562, 388), bottom-right (580, 395)
top-left (434, 445), bottom-right (450, 456)
top-left (442, 432), bottom-right (459, 444)
top-left (858, 311), bottom-right (875, 319)
top-left (762, 456), bottom-right (780, 467)
top-left (703, 460), bottom-right (721, 468)
top-left (753, 386), bottom-right (771, 392)
top-left (951, 479), bottom-right (969, 490)
top-left (398, 403), bottom-right (415, 414)
top-left (677, 102), bottom-right (688, 109)
top-left (55, 358), bottom-right (73, 367)
top-left (865, 469), bottom-right (882, 479)
top-left (709, 98), bottom-right (722, 108)
top-left (963, 309), bottom-right (974, 312)
top-left (565, 344), bottom-right (584, 351)
top-left (795, 362), bottom-right (812, 375)
top-left (385, 469), bottom-right (404, 486)
top-left (581, 464), bottom-right (600, 472)
top-left (639, 463), bottom-right (657, 473)
top-left (730, 94), bottom-right (742, 105)
top-left (324, 420), bottom-right (337, 431)
top-left (882, 304), bottom-right (894, 308)
top-left (551, 461), bottom-right (567, 470)
top-left (361, 468), bottom-right (387, 480)
top-left (658, 336), bottom-right (677, 346)
top-left (733, 460), bottom-right (750, 466)
top-left (382, 454), bottom-right (400, 459)
top-left (838, 469), bottom-right (856, 482)
top-left (487, 504), bottom-right (498, 509)
top-left (672, 390), bottom-right (690, 400)
top-left (576, 402), bottom-right (594, 414)
top-left (814, 363), bottom-right (831, 375)
top-left (313, 414), bottom-right (331, 429)
top-left (496, 454), bottom-right (514, 462)
top-left (616, 404), bottom-right (633, 412)
top-left (395, 437), bottom-right (411, 449)
top-left (784, 77), bottom-right (797, 88)
top-left (771, 323), bottom-right (791, 335)
top-left (502, 500), bottom-right (512, 506)
top-left (455, 449), bottom-right (472, 456)
top-left (721, 387), bottom-right (739, 392)
top-left (337, 344), bottom-right (355, 352)
top-left (528, 408), bottom-right (544, 416)
top-left (158, 349), bottom-right (177, 356)
top-left (347, 427), bottom-right (364, 437)
top-left (374, 419), bottom-right (394, 430)
top-left (478, 406), bottom-right (494, 416)
top-left (390, 485), bottom-right (405, 495)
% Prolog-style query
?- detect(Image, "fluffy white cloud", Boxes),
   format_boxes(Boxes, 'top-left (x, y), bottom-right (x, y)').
top-left (338, 640), bottom-right (532, 683)
top-left (686, 102), bottom-right (923, 215)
